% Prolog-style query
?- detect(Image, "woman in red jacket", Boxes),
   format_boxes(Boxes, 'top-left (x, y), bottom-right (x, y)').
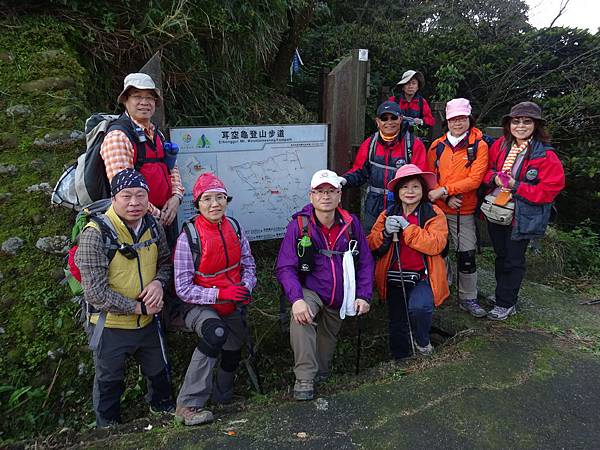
top-left (481, 102), bottom-right (564, 320)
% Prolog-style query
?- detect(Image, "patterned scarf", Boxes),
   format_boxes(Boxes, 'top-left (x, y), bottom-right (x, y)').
top-left (494, 140), bottom-right (529, 205)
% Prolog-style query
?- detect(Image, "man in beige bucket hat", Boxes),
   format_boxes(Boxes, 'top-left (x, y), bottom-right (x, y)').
top-left (101, 73), bottom-right (184, 246)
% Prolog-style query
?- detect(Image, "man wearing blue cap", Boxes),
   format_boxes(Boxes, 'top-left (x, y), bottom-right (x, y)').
top-left (343, 101), bottom-right (428, 230)
top-left (75, 168), bottom-right (175, 427)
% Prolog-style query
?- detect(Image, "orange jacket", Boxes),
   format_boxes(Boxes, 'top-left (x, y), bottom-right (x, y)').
top-left (426, 127), bottom-right (489, 215)
top-left (367, 203), bottom-right (449, 306)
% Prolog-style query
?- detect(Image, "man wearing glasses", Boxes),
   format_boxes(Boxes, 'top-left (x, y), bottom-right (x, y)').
top-left (101, 73), bottom-right (184, 245)
top-left (343, 101), bottom-right (428, 230)
top-left (75, 169), bottom-right (175, 427)
top-left (172, 172), bottom-right (256, 426)
top-left (276, 170), bottom-right (374, 401)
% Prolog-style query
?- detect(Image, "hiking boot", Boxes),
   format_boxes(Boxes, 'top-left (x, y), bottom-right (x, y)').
top-left (175, 406), bottom-right (214, 426)
top-left (150, 402), bottom-right (176, 416)
top-left (487, 305), bottom-right (516, 321)
top-left (415, 342), bottom-right (434, 356)
top-left (293, 379), bottom-right (314, 401)
top-left (459, 299), bottom-right (487, 318)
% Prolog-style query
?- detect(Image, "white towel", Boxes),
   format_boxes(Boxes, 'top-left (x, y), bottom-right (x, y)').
top-left (339, 242), bottom-right (357, 319)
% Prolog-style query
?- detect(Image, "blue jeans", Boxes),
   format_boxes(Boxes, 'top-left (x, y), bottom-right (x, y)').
top-left (386, 280), bottom-right (434, 359)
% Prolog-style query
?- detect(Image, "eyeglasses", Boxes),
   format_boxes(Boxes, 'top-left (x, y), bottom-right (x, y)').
top-left (379, 114), bottom-right (400, 122)
top-left (198, 194), bottom-right (227, 205)
top-left (448, 116), bottom-right (469, 123)
top-left (130, 95), bottom-right (156, 103)
top-left (310, 189), bottom-right (341, 196)
top-left (510, 118), bottom-right (534, 126)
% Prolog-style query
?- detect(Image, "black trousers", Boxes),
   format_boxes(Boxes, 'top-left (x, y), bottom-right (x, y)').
top-left (487, 221), bottom-right (530, 308)
top-left (92, 321), bottom-right (172, 426)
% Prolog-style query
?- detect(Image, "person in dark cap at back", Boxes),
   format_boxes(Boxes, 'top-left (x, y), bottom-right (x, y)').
top-left (75, 168), bottom-right (175, 427)
top-left (343, 101), bottom-right (428, 230)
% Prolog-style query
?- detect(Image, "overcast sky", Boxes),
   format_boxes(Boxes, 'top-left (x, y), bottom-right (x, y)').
top-left (526, 0), bottom-right (600, 32)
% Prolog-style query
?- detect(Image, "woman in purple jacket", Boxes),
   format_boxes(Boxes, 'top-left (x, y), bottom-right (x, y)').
top-left (276, 169), bottom-right (374, 402)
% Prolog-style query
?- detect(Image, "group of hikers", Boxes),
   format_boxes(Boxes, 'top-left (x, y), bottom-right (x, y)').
top-left (74, 70), bottom-right (565, 428)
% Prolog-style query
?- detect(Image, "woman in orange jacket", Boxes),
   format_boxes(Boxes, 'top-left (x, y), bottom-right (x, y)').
top-left (368, 164), bottom-right (449, 359)
top-left (427, 98), bottom-right (489, 318)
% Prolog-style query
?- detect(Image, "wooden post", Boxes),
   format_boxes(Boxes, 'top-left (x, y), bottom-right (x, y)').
top-left (140, 51), bottom-right (165, 130)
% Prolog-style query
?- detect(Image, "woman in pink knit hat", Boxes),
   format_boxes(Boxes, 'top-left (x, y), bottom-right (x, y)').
top-left (426, 98), bottom-right (489, 318)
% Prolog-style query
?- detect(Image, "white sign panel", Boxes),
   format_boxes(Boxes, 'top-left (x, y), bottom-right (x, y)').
top-left (170, 124), bottom-right (328, 241)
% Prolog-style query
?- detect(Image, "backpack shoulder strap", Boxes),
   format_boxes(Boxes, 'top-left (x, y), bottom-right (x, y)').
top-left (297, 215), bottom-right (310, 239)
top-left (367, 132), bottom-right (378, 165)
top-left (108, 115), bottom-right (148, 169)
top-left (434, 141), bottom-right (445, 170)
top-left (88, 214), bottom-right (120, 262)
top-left (226, 216), bottom-right (242, 239)
top-left (146, 215), bottom-right (161, 241)
top-left (465, 139), bottom-right (479, 168)
top-left (419, 95), bottom-right (424, 118)
top-left (183, 217), bottom-right (202, 269)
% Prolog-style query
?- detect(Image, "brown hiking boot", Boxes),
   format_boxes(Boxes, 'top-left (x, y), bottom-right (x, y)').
top-left (293, 379), bottom-right (314, 401)
top-left (175, 406), bottom-right (214, 426)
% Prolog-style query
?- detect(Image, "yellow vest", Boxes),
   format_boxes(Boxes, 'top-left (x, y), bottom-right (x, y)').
top-left (87, 206), bottom-right (157, 329)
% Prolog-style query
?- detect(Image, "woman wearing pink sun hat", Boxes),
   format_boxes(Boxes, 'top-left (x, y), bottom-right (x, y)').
top-left (368, 164), bottom-right (449, 359)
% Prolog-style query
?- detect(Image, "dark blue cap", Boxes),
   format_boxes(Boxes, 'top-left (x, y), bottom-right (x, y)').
top-left (110, 168), bottom-right (149, 197)
top-left (376, 101), bottom-right (402, 118)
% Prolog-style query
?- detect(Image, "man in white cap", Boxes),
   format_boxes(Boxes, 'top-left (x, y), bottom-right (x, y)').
top-left (276, 169), bottom-right (374, 401)
top-left (100, 73), bottom-right (184, 245)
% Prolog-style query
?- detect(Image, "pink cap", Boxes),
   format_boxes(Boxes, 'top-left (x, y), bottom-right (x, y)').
top-left (192, 172), bottom-right (227, 201)
top-left (445, 98), bottom-right (472, 120)
top-left (387, 164), bottom-right (437, 192)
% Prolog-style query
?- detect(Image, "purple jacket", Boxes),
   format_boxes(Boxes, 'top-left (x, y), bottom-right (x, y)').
top-left (275, 204), bottom-right (374, 309)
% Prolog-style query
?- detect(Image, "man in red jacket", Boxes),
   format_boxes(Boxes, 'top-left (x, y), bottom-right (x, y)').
top-left (343, 101), bottom-right (428, 230)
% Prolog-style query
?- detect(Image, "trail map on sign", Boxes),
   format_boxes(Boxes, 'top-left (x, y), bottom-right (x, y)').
top-left (170, 124), bottom-right (328, 241)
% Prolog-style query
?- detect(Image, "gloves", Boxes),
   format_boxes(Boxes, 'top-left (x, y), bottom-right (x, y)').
top-left (414, 118), bottom-right (424, 126)
top-left (217, 285), bottom-right (251, 303)
top-left (385, 215), bottom-right (410, 235)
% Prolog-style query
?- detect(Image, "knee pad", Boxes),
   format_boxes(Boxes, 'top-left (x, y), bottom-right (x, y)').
top-left (220, 349), bottom-right (242, 372)
top-left (197, 318), bottom-right (228, 357)
top-left (458, 250), bottom-right (477, 274)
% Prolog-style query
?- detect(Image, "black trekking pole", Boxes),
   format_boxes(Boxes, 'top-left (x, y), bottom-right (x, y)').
top-left (355, 314), bottom-right (363, 375)
top-left (154, 314), bottom-right (172, 384)
top-left (456, 206), bottom-right (461, 306)
top-left (240, 306), bottom-right (263, 395)
top-left (393, 232), bottom-right (415, 356)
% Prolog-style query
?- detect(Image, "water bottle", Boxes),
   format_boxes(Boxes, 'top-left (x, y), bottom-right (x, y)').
top-left (297, 235), bottom-right (314, 273)
top-left (163, 142), bottom-right (179, 171)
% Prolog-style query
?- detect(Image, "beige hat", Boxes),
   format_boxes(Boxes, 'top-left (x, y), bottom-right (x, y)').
top-left (117, 73), bottom-right (162, 105)
top-left (396, 70), bottom-right (425, 88)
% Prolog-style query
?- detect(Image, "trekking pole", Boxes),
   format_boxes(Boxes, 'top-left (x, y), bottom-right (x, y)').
top-left (355, 314), bottom-right (363, 375)
top-left (393, 232), bottom-right (415, 356)
top-left (154, 314), bottom-right (172, 384)
top-left (456, 206), bottom-right (461, 306)
top-left (240, 306), bottom-right (263, 395)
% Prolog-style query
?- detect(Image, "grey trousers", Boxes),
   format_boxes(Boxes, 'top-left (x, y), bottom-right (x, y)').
top-left (176, 306), bottom-right (245, 408)
top-left (290, 288), bottom-right (343, 381)
top-left (446, 214), bottom-right (478, 301)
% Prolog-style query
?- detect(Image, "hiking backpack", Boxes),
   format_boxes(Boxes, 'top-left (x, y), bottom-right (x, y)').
top-left (51, 113), bottom-right (157, 210)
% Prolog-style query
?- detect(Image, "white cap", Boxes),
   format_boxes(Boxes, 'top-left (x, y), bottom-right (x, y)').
top-left (310, 169), bottom-right (345, 189)
top-left (117, 73), bottom-right (162, 105)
